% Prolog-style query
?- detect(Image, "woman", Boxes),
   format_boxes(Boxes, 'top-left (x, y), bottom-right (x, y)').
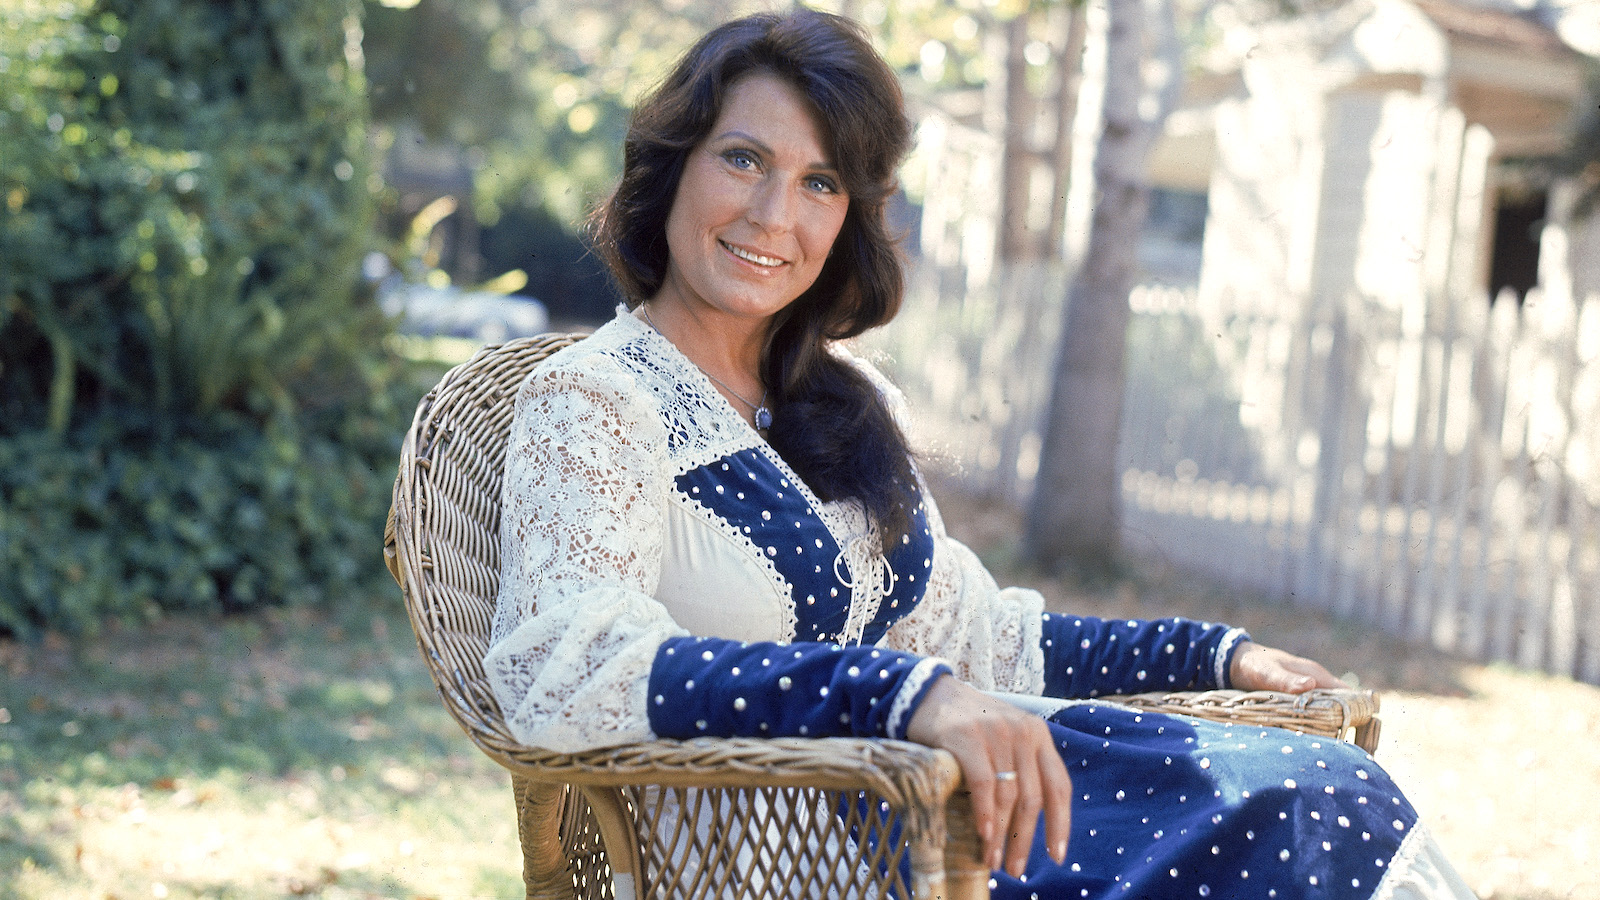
top-left (486, 10), bottom-right (1473, 898)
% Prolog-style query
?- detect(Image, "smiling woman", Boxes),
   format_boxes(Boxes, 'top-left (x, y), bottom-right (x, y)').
top-left (482, 10), bottom-right (1477, 900)
top-left (588, 9), bottom-right (920, 544)
top-left (649, 73), bottom-right (851, 416)
top-left (657, 74), bottom-right (850, 341)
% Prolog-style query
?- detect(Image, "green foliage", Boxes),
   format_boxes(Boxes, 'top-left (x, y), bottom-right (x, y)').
top-left (0, 423), bottom-right (400, 635)
top-left (361, 0), bottom-right (730, 228)
top-left (0, 0), bottom-right (412, 632)
top-left (0, 0), bottom-right (383, 439)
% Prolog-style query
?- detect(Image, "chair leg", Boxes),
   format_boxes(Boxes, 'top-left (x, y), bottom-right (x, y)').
top-left (1354, 715), bottom-right (1382, 755)
top-left (578, 786), bottom-right (644, 900)
top-left (908, 791), bottom-right (990, 900)
top-left (513, 776), bottom-right (578, 900)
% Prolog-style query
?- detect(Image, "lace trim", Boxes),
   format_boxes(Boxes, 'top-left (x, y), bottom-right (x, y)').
top-left (881, 469), bottom-right (1033, 689)
top-left (1213, 626), bottom-right (1250, 688)
top-left (675, 491), bottom-right (799, 643)
top-left (886, 656), bottom-right (951, 739)
top-left (836, 533), bottom-right (892, 646)
top-left (751, 439), bottom-right (875, 587)
top-left (599, 317), bottom-right (903, 642)
top-left (624, 313), bottom-right (893, 643)
top-left (617, 314), bottom-right (759, 471)
top-left (879, 530), bottom-right (1047, 696)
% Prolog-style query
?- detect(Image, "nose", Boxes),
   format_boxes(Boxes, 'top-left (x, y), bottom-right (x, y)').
top-left (746, 177), bottom-right (795, 234)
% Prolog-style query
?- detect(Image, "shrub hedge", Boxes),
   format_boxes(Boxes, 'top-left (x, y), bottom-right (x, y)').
top-left (0, 425), bottom-right (394, 633)
top-left (0, 0), bottom-right (409, 633)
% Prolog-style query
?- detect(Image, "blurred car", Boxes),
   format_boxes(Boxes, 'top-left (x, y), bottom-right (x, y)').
top-left (378, 279), bottom-right (549, 344)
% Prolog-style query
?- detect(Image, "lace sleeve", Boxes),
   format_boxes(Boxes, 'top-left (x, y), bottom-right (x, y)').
top-left (485, 355), bottom-right (690, 752)
top-left (881, 488), bottom-right (1047, 694)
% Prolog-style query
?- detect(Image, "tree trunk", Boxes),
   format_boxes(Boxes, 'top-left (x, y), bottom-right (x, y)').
top-left (1025, 0), bottom-right (1175, 569)
top-left (998, 13), bottom-right (1037, 261)
top-left (1045, 2), bottom-right (1089, 260)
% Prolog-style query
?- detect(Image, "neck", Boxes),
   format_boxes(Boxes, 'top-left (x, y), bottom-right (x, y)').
top-left (637, 299), bottom-right (767, 397)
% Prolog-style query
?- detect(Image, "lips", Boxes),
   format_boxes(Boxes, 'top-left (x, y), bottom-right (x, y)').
top-left (721, 240), bottom-right (785, 268)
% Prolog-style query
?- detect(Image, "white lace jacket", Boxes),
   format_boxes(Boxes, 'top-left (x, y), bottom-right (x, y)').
top-left (485, 312), bottom-right (1046, 752)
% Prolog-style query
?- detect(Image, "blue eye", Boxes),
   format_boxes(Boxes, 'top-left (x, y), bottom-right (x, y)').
top-left (725, 150), bottom-right (758, 169)
top-left (807, 175), bottom-right (840, 194)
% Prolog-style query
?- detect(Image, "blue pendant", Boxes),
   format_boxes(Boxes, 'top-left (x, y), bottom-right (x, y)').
top-left (755, 406), bottom-right (773, 431)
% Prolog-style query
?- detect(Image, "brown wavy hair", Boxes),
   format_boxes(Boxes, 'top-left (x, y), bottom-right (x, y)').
top-left (590, 9), bottom-right (919, 545)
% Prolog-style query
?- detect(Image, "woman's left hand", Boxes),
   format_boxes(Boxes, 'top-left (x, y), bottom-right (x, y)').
top-left (905, 673), bottom-right (1072, 877)
top-left (1228, 641), bottom-right (1348, 693)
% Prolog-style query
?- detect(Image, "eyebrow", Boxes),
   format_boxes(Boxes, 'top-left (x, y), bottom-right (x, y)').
top-left (712, 130), bottom-right (839, 174)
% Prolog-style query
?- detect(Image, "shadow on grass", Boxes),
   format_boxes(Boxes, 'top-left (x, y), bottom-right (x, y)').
top-left (0, 589), bottom-right (520, 895)
top-left (1, 593), bottom-right (463, 788)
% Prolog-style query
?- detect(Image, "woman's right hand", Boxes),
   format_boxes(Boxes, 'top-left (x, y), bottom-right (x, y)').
top-left (905, 674), bottom-right (1072, 876)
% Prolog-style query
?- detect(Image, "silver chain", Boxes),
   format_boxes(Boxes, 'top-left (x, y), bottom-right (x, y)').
top-left (641, 304), bottom-right (773, 432)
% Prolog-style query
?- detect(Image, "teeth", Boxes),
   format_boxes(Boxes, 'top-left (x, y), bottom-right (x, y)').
top-left (725, 243), bottom-right (782, 267)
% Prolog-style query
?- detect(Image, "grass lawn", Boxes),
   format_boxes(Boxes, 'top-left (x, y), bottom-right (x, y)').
top-left (0, 593), bottom-right (522, 900)
top-left (3, 484), bottom-right (1597, 898)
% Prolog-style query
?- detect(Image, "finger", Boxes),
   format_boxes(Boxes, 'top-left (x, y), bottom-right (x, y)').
top-left (959, 749), bottom-right (1000, 867)
top-left (987, 750), bottom-right (1022, 871)
top-left (1236, 645), bottom-right (1336, 693)
top-left (1274, 654), bottom-right (1346, 692)
top-left (1294, 659), bottom-right (1349, 689)
top-left (1279, 669), bottom-right (1317, 692)
top-left (1002, 746), bottom-right (1044, 877)
top-left (1036, 735), bottom-right (1072, 864)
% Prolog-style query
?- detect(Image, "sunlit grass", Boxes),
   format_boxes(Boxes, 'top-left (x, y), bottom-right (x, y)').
top-left (0, 596), bottom-right (522, 899)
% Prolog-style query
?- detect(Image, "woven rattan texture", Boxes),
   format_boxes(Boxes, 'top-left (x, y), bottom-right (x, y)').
top-left (386, 333), bottom-right (1383, 900)
top-left (560, 787), bottom-right (616, 900)
top-left (628, 785), bottom-right (913, 899)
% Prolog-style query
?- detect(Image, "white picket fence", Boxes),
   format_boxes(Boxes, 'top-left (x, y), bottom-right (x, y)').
top-left (869, 263), bottom-right (1600, 685)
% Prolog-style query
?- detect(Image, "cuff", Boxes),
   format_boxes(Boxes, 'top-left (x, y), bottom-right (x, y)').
top-left (884, 657), bottom-right (953, 740)
top-left (1213, 627), bottom-right (1252, 689)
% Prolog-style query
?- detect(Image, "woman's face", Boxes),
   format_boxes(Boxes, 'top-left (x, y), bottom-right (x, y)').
top-left (656, 72), bottom-right (849, 328)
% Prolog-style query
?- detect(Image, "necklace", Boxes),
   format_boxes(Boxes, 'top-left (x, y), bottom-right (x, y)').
top-left (641, 305), bottom-right (773, 432)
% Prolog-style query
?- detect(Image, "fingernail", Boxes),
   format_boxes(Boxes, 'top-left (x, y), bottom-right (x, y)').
top-left (1053, 840), bottom-right (1067, 863)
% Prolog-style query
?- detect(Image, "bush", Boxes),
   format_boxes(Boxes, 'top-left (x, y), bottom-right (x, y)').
top-left (0, 0), bottom-right (410, 632)
top-left (0, 423), bottom-right (399, 635)
top-left (0, 0), bottom-right (382, 438)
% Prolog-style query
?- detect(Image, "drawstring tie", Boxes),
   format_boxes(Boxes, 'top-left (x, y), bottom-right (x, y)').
top-left (833, 534), bottom-right (896, 647)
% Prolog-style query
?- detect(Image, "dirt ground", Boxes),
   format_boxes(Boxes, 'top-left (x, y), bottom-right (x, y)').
top-left (933, 483), bottom-right (1600, 900)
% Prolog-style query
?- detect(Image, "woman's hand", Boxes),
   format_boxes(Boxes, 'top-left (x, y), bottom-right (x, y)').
top-left (1228, 641), bottom-right (1348, 693)
top-left (905, 674), bottom-right (1071, 876)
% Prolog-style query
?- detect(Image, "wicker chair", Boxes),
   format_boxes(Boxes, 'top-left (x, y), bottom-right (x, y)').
top-left (383, 333), bottom-right (1383, 900)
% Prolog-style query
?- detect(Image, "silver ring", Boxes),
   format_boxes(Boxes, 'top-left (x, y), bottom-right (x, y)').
top-left (994, 770), bottom-right (1019, 782)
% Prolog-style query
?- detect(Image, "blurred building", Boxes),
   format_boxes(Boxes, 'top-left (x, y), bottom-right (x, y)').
top-left (885, 0), bottom-right (1600, 683)
top-left (1198, 0), bottom-right (1598, 320)
top-left (911, 0), bottom-right (1598, 307)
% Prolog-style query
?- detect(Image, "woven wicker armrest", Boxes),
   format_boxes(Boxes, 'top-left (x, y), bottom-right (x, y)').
top-left (1115, 687), bottom-right (1382, 754)
top-left (488, 735), bottom-right (959, 797)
